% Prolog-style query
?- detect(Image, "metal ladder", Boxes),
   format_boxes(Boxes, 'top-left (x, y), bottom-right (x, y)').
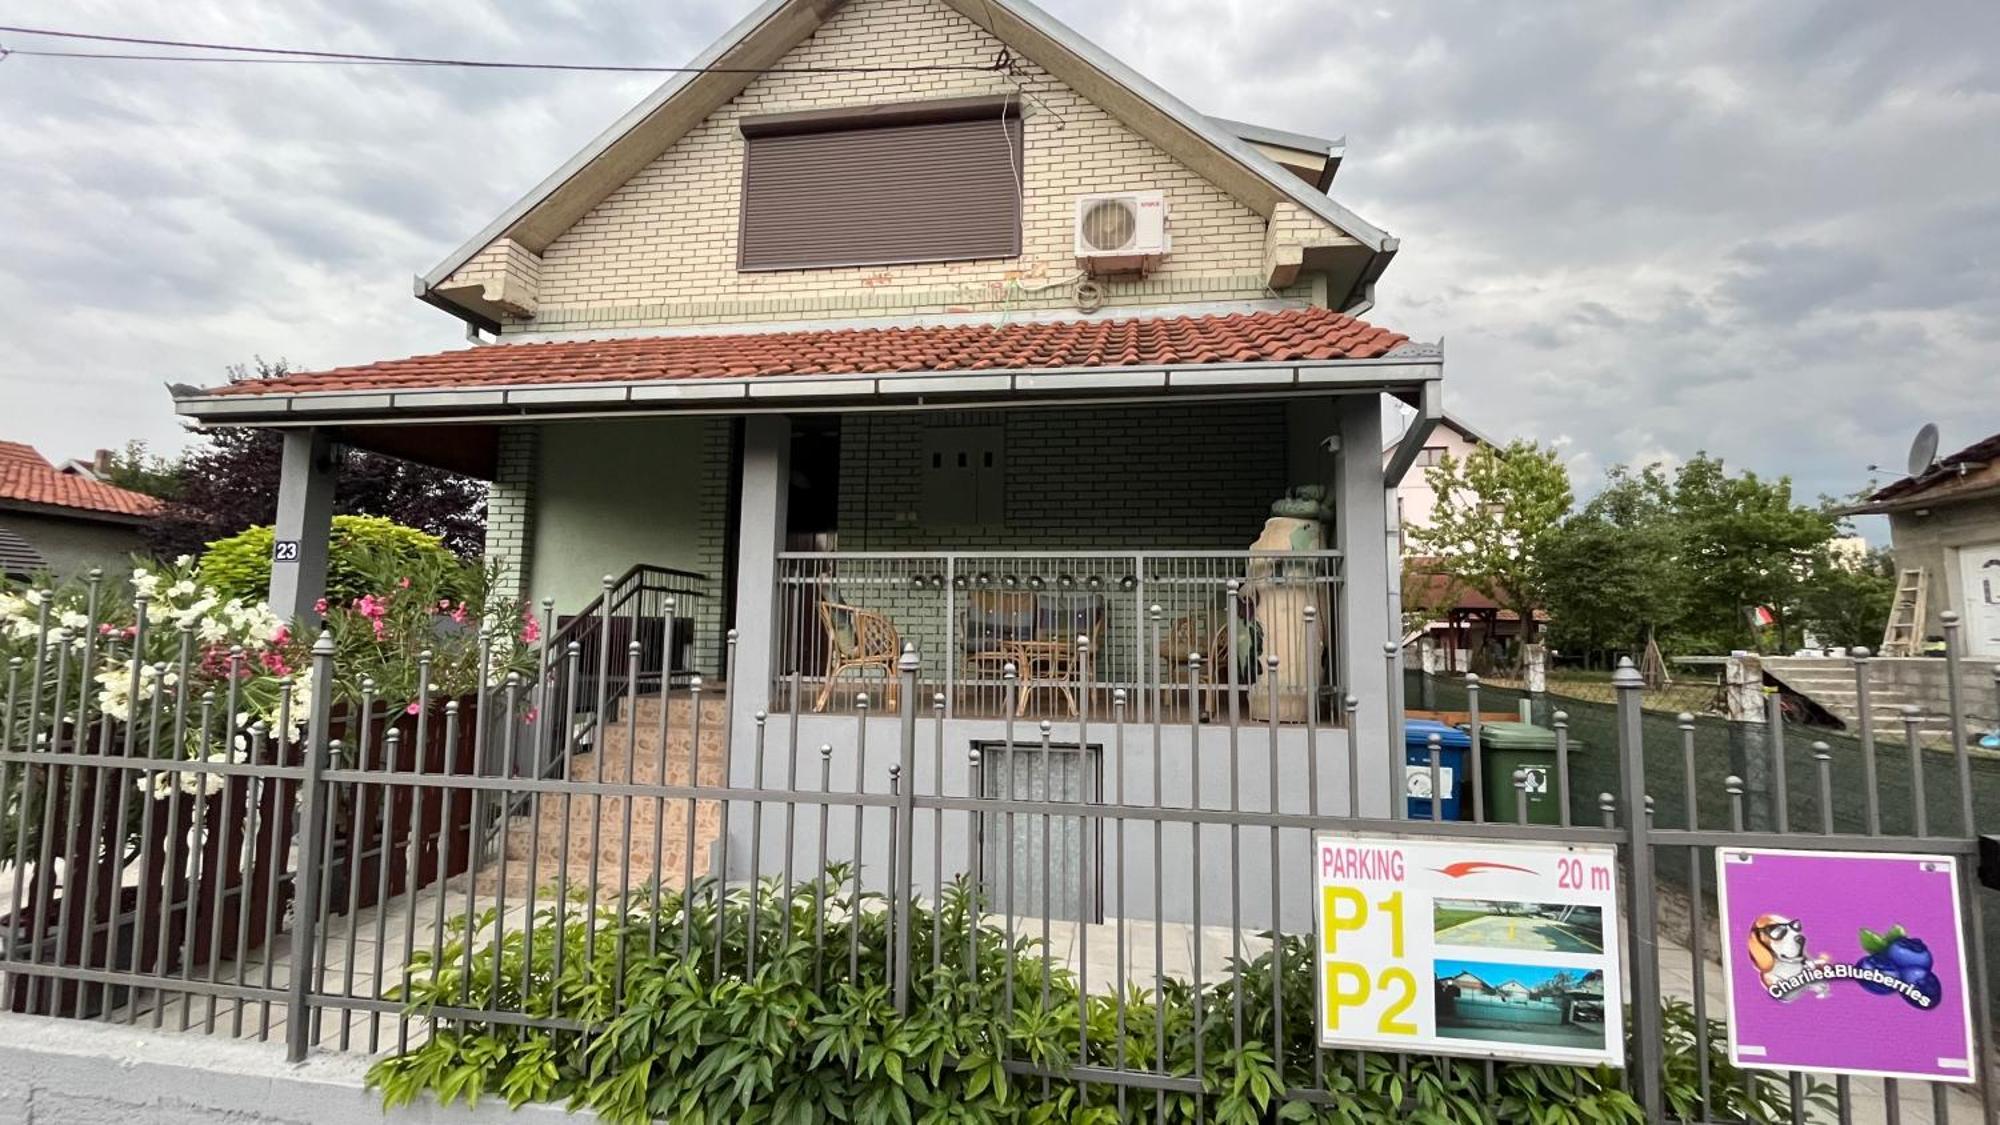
top-left (1879, 567), bottom-right (1927, 656)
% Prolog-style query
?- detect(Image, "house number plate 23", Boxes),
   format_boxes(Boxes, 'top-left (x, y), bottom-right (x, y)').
top-left (272, 539), bottom-right (300, 562)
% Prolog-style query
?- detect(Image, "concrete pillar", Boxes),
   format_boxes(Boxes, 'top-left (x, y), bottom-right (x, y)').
top-left (1725, 652), bottom-right (1774, 830)
top-left (1334, 395), bottom-right (1394, 814)
top-left (728, 416), bottom-right (790, 775)
top-left (268, 429), bottom-right (336, 622)
top-left (1524, 642), bottom-right (1550, 724)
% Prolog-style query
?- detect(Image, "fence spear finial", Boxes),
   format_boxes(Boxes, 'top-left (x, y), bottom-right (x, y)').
top-left (1610, 656), bottom-right (1644, 689)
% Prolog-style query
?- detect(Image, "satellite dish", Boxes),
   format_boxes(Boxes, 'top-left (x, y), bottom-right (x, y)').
top-left (1907, 423), bottom-right (1940, 478)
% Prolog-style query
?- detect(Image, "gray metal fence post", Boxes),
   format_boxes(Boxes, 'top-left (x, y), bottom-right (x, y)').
top-left (892, 642), bottom-right (920, 1015)
top-left (1465, 673), bottom-right (1484, 822)
top-left (285, 631), bottom-right (336, 1062)
top-left (1611, 657), bottom-right (1663, 1121)
top-left (1939, 613), bottom-right (1999, 1120)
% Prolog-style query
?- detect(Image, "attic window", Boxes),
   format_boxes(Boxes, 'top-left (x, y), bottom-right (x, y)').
top-left (738, 96), bottom-right (1023, 272)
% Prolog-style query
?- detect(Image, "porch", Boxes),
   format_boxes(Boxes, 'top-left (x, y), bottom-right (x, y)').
top-left (182, 308), bottom-right (1449, 814)
top-left (767, 548), bottom-right (1344, 721)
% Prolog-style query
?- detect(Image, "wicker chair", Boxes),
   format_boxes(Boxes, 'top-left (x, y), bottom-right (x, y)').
top-left (1161, 612), bottom-right (1228, 717)
top-left (1012, 597), bottom-right (1107, 716)
top-left (813, 600), bottom-right (902, 712)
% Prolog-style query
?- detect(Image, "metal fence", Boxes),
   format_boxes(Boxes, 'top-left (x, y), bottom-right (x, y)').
top-left (771, 550), bottom-right (1342, 720)
top-left (1, 582), bottom-right (1996, 1125)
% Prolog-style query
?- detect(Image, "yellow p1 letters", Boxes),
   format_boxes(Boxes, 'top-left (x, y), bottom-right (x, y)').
top-left (1321, 885), bottom-right (1366, 954)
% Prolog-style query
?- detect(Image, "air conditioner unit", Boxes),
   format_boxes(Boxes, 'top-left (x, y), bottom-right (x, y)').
top-left (1073, 191), bottom-right (1169, 276)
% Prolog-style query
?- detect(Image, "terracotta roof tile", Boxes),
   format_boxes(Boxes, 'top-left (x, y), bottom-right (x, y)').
top-left (207, 307), bottom-right (1414, 398)
top-left (0, 443), bottom-right (160, 519)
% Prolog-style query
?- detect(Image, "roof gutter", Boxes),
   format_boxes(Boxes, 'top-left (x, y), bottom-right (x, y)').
top-left (1383, 378), bottom-right (1443, 487)
top-left (173, 352), bottom-right (1443, 429)
top-left (1839, 479), bottom-right (2000, 517)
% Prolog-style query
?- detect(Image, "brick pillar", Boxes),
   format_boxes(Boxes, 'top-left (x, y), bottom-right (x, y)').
top-left (486, 426), bottom-right (539, 601)
top-left (693, 420), bottom-right (733, 678)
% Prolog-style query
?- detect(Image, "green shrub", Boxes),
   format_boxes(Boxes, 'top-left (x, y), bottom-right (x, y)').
top-left (369, 873), bottom-right (1828, 1124)
top-left (199, 515), bottom-right (462, 607)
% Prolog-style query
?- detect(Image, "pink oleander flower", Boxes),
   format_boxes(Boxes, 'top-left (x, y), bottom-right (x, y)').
top-left (523, 706), bottom-right (540, 724)
top-left (438, 599), bottom-right (452, 611)
top-left (314, 597), bottom-right (328, 614)
top-left (450, 603), bottom-right (468, 625)
top-left (520, 608), bottom-right (541, 645)
top-left (397, 577), bottom-right (411, 589)
top-left (271, 625), bottom-right (290, 646)
top-left (405, 701), bottom-right (420, 715)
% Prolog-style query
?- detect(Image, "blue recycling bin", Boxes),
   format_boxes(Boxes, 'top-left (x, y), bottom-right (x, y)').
top-left (1403, 719), bottom-right (1471, 821)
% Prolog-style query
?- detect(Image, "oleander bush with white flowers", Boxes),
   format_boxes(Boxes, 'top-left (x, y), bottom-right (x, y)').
top-left (0, 535), bottom-right (541, 867)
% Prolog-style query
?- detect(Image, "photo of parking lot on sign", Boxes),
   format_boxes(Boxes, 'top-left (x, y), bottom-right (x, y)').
top-left (1433, 899), bottom-right (1605, 954)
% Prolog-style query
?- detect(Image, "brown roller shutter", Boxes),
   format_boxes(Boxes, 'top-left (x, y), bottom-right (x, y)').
top-left (738, 112), bottom-right (1023, 272)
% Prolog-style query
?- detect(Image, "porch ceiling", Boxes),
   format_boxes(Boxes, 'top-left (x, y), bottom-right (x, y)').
top-left (172, 307), bottom-right (1441, 428)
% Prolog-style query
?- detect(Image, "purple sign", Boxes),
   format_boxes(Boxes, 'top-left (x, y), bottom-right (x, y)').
top-left (1716, 848), bottom-right (1975, 1083)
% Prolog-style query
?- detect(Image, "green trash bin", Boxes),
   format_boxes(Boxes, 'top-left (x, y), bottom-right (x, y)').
top-left (1477, 722), bottom-right (1569, 824)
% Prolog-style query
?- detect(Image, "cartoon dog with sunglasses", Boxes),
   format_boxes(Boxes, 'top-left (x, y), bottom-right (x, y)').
top-left (1747, 914), bottom-right (1832, 1000)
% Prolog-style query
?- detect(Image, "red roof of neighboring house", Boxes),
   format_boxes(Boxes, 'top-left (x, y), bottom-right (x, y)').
top-left (1406, 563), bottom-right (1549, 623)
top-left (207, 307), bottom-right (1411, 398)
top-left (0, 442), bottom-right (160, 519)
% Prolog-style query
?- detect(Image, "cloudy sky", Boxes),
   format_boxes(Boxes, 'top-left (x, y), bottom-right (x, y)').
top-left (2, 0), bottom-right (1995, 520)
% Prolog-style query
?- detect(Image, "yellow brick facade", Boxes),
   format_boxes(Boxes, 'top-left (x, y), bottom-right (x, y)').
top-left (445, 0), bottom-right (1346, 333)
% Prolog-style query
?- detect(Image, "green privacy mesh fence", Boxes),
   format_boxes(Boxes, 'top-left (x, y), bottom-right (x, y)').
top-left (1409, 670), bottom-right (2000, 1023)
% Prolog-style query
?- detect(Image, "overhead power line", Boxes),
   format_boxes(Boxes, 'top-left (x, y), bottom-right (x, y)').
top-left (0, 25), bottom-right (1011, 75)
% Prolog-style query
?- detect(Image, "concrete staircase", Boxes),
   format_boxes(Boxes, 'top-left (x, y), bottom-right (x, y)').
top-left (1760, 656), bottom-right (1974, 743)
top-left (479, 692), bottom-right (730, 900)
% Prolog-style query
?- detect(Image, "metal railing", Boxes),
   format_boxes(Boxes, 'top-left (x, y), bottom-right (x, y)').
top-left (0, 577), bottom-right (1996, 1125)
top-left (771, 550), bottom-right (1344, 720)
top-left (540, 563), bottom-right (710, 760)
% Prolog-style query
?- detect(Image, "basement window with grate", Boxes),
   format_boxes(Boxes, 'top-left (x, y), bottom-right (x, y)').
top-left (737, 96), bottom-right (1024, 272)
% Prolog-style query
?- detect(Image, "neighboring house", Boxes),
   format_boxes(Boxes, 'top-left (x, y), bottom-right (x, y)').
top-left (1494, 980), bottom-right (1532, 1002)
top-left (0, 441), bottom-right (158, 579)
top-left (1387, 411), bottom-right (1499, 549)
top-left (1442, 970), bottom-right (1493, 995)
top-left (1385, 413), bottom-right (1528, 670)
top-left (1848, 428), bottom-right (2000, 657)
top-left (170, 0), bottom-right (1447, 911)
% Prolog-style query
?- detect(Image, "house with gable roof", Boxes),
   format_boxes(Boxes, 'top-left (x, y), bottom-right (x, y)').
top-left (169, 0), bottom-right (1447, 884)
top-left (0, 441), bottom-right (158, 579)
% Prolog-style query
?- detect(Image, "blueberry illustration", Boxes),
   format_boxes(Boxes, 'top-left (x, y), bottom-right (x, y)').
top-left (1884, 936), bottom-right (1933, 973)
top-left (1903, 971), bottom-right (1943, 1010)
top-left (1854, 955), bottom-right (1898, 995)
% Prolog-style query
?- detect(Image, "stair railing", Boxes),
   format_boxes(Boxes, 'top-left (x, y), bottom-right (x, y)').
top-left (536, 564), bottom-right (712, 778)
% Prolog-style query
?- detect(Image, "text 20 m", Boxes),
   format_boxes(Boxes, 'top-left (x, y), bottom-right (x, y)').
top-left (1556, 856), bottom-right (1611, 891)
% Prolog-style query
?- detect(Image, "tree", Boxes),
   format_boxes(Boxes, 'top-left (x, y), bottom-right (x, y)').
top-left (146, 358), bottom-right (488, 560)
top-left (1668, 454), bottom-right (1834, 652)
top-left (1538, 465), bottom-right (1686, 663)
top-left (1400, 558), bottom-right (1466, 642)
top-left (1796, 546), bottom-right (1896, 651)
top-left (1412, 440), bottom-right (1573, 659)
top-left (101, 440), bottom-right (182, 501)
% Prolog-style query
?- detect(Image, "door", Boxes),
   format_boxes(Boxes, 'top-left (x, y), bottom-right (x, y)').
top-left (977, 742), bottom-right (1101, 923)
top-left (1958, 542), bottom-right (2000, 657)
